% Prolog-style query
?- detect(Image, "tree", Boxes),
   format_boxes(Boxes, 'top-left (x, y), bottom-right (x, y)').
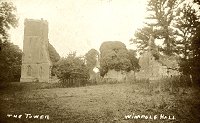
top-left (190, 22), bottom-right (200, 84)
top-left (0, 42), bottom-right (22, 82)
top-left (0, 2), bottom-right (19, 82)
top-left (128, 49), bottom-right (140, 71)
top-left (172, 2), bottom-right (199, 79)
top-left (55, 52), bottom-right (89, 86)
top-left (85, 49), bottom-right (99, 81)
top-left (99, 41), bottom-right (132, 76)
top-left (173, 0), bottom-right (200, 84)
top-left (131, 0), bottom-right (184, 55)
top-left (85, 49), bottom-right (99, 70)
top-left (0, 2), bottom-right (18, 43)
top-left (194, 0), bottom-right (200, 5)
top-left (130, 26), bottom-right (153, 54)
top-left (190, 0), bottom-right (200, 84)
top-left (174, 3), bottom-right (198, 59)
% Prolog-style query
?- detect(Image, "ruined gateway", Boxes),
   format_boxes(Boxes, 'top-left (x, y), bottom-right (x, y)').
top-left (20, 19), bottom-right (51, 82)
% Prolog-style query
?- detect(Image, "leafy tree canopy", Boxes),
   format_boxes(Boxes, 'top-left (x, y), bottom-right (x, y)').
top-left (189, 0), bottom-right (200, 83)
top-left (85, 48), bottom-right (99, 71)
top-left (0, 2), bottom-right (19, 82)
top-left (0, 2), bottom-right (18, 43)
top-left (0, 41), bottom-right (22, 82)
top-left (128, 49), bottom-right (140, 71)
top-left (131, 0), bottom-right (184, 55)
top-left (55, 52), bottom-right (89, 82)
top-left (99, 41), bottom-right (132, 76)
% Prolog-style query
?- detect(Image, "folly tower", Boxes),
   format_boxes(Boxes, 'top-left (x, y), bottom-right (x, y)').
top-left (20, 19), bottom-right (51, 82)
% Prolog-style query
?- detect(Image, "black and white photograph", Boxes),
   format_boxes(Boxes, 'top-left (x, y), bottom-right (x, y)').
top-left (0, 0), bottom-right (200, 122)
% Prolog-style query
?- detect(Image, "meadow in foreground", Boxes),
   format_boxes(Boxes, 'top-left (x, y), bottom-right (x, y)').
top-left (0, 82), bottom-right (199, 123)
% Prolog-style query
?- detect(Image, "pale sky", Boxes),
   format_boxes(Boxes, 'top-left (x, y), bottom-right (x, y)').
top-left (8, 0), bottom-right (148, 57)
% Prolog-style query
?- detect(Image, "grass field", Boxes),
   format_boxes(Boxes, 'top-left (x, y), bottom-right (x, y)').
top-left (0, 82), bottom-right (200, 123)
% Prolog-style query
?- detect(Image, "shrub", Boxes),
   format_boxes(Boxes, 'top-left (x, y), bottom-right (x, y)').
top-left (55, 52), bottom-right (89, 87)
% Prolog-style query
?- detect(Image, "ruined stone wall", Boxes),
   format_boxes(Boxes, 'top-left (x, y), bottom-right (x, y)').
top-left (135, 35), bottom-right (180, 83)
top-left (20, 19), bottom-right (51, 82)
top-left (135, 52), bottom-right (151, 80)
top-left (135, 51), bottom-right (167, 81)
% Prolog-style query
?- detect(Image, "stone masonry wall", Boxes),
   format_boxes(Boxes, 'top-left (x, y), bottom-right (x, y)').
top-left (20, 19), bottom-right (51, 82)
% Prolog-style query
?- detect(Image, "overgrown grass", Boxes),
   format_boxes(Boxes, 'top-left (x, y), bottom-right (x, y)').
top-left (0, 82), bottom-right (199, 123)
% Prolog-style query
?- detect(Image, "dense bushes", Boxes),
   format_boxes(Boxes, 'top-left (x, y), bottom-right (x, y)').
top-left (0, 2), bottom-right (20, 82)
top-left (99, 41), bottom-right (139, 77)
top-left (0, 41), bottom-right (22, 82)
top-left (54, 52), bottom-right (89, 87)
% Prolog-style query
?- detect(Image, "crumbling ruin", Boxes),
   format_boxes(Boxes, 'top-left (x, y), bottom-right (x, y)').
top-left (135, 35), bottom-right (180, 81)
top-left (20, 19), bottom-right (51, 82)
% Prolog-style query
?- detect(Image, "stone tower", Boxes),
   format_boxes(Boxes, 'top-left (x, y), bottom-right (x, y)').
top-left (20, 19), bottom-right (51, 82)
